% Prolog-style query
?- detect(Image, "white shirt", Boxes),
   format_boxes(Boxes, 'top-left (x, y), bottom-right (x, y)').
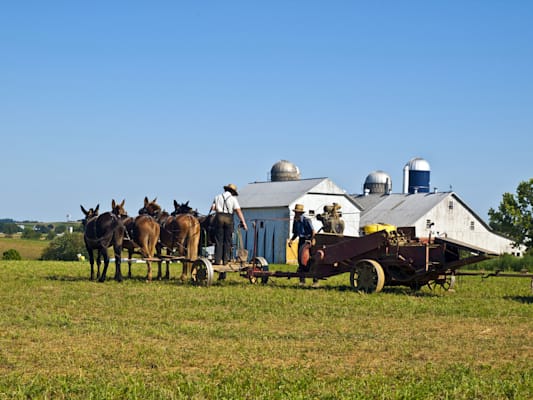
top-left (212, 191), bottom-right (241, 214)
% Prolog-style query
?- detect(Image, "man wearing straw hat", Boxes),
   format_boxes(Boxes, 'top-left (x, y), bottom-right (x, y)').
top-left (289, 203), bottom-right (317, 286)
top-left (211, 183), bottom-right (248, 268)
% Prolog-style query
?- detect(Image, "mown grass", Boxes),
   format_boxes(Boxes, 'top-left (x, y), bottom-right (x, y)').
top-left (1, 260), bottom-right (532, 399)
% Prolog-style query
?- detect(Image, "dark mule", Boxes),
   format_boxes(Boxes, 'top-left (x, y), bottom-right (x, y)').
top-left (122, 198), bottom-right (161, 281)
top-left (80, 200), bottom-right (126, 282)
top-left (141, 198), bottom-right (200, 281)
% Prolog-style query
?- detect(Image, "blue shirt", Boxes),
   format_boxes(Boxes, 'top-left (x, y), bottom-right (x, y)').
top-left (292, 215), bottom-right (314, 240)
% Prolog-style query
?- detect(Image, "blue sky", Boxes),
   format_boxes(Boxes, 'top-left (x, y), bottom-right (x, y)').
top-left (1, 1), bottom-right (532, 222)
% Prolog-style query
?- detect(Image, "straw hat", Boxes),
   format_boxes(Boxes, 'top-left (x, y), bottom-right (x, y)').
top-left (293, 204), bottom-right (305, 213)
top-left (224, 183), bottom-right (238, 195)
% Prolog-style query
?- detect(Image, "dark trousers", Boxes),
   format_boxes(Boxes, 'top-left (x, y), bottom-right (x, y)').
top-left (214, 213), bottom-right (234, 265)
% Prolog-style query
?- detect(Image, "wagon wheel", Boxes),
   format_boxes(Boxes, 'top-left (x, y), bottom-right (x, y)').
top-left (428, 274), bottom-right (456, 292)
top-left (191, 257), bottom-right (214, 287)
top-left (249, 257), bottom-right (269, 285)
top-left (349, 259), bottom-right (385, 293)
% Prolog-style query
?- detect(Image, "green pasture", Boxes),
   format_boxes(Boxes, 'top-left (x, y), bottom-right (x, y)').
top-left (0, 237), bottom-right (49, 260)
top-left (0, 260), bottom-right (532, 399)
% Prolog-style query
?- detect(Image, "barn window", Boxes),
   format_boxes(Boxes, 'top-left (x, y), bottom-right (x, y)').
top-left (470, 221), bottom-right (475, 230)
top-left (426, 219), bottom-right (433, 229)
top-left (448, 200), bottom-right (454, 210)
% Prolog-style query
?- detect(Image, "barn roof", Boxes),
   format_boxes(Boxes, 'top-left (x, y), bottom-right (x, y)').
top-left (353, 191), bottom-right (492, 231)
top-left (238, 178), bottom-right (355, 209)
top-left (354, 192), bottom-right (451, 227)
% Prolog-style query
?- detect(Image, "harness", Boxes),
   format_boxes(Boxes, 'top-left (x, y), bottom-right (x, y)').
top-left (160, 214), bottom-right (196, 253)
top-left (84, 213), bottom-right (124, 247)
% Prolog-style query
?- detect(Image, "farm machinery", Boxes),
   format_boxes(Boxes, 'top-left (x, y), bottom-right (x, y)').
top-left (191, 220), bottom-right (533, 293)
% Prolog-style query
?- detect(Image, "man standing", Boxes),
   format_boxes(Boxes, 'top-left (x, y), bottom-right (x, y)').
top-left (288, 203), bottom-right (316, 286)
top-left (211, 183), bottom-right (248, 267)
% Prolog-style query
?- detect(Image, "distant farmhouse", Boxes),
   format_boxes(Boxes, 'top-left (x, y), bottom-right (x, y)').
top-left (237, 159), bottom-right (520, 264)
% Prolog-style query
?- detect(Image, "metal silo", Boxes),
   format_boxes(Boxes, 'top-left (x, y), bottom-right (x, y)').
top-left (270, 160), bottom-right (301, 181)
top-left (404, 157), bottom-right (430, 194)
top-left (364, 170), bottom-right (392, 194)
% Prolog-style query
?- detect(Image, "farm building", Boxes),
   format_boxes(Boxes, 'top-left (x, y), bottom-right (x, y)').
top-left (354, 191), bottom-right (520, 255)
top-left (237, 161), bottom-right (361, 264)
top-left (234, 158), bottom-right (520, 265)
top-left (352, 158), bottom-right (521, 256)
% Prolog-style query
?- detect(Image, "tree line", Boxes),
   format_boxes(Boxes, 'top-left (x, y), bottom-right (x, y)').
top-left (489, 178), bottom-right (533, 253)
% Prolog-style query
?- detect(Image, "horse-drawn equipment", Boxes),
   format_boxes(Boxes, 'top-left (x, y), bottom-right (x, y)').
top-left (191, 222), bottom-right (533, 293)
top-left (82, 199), bottom-right (532, 291)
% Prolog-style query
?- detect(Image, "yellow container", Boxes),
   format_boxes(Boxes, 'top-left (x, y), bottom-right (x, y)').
top-left (363, 223), bottom-right (397, 235)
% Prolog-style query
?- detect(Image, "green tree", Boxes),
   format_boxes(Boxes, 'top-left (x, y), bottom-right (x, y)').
top-left (54, 224), bottom-right (67, 234)
top-left (3, 249), bottom-right (22, 260)
top-left (21, 227), bottom-right (41, 240)
top-left (41, 233), bottom-right (87, 261)
top-left (0, 222), bottom-right (22, 234)
top-left (488, 178), bottom-right (533, 251)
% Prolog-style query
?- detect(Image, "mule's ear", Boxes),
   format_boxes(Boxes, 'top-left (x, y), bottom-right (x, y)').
top-left (152, 197), bottom-right (157, 203)
top-left (174, 199), bottom-right (178, 208)
top-left (144, 196), bottom-right (149, 205)
top-left (120, 199), bottom-right (125, 208)
top-left (81, 205), bottom-right (88, 216)
top-left (95, 204), bottom-right (100, 213)
top-left (185, 201), bottom-right (189, 207)
top-left (112, 199), bottom-right (117, 208)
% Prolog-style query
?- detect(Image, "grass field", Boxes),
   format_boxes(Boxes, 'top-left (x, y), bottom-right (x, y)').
top-left (1, 260), bottom-right (532, 399)
top-left (0, 237), bottom-right (49, 260)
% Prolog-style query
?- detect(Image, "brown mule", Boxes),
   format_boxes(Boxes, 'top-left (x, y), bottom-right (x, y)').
top-left (140, 198), bottom-right (200, 281)
top-left (122, 198), bottom-right (160, 281)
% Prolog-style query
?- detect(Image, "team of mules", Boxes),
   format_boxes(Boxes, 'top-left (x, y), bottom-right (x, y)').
top-left (139, 198), bottom-right (200, 281)
top-left (80, 197), bottom-right (207, 282)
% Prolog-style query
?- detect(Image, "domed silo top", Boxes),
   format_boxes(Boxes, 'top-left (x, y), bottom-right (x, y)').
top-left (270, 160), bottom-right (301, 181)
top-left (363, 170), bottom-right (392, 194)
top-left (405, 157), bottom-right (430, 193)
top-left (406, 157), bottom-right (430, 171)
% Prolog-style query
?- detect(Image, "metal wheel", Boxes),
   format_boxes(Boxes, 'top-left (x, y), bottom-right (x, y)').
top-left (249, 257), bottom-right (269, 284)
top-left (428, 274), bottom-right (456, 292)
top-left (191, 257), bottom-right (214, 286)
top-left (350, 259), bottom-right (385, 293)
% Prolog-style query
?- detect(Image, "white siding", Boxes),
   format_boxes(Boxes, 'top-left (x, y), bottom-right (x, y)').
top-left (414, 196), bottom-right (520, 255)
top-left (239, 207), bottom-right (290, 264)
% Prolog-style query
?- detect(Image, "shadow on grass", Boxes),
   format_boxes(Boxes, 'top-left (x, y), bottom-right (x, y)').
top-left (215, 277), bottom-right (443, 296)
top-left (46, 275), bottom-right (90, 282)
top-left (504, 295), bottom-right (533, 304)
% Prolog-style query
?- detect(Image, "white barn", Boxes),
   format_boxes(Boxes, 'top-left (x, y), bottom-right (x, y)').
top-left (353, 191), bottom-right (521, 256)
top-left (238, 178), bottom-right (361, 264)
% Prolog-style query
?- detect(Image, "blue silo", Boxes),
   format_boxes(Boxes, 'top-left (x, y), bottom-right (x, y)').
top-left (405, 157), bottom-right (430, 194)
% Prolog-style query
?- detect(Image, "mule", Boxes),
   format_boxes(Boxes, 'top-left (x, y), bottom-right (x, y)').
top-left (80, 200), bottom-right (126, 282)
top-left (121, 198), bottom-right (161, 281)
top-left (141, 198), bottom-right (200, 281)
top-left (172, 200), bottom-right (215, 256)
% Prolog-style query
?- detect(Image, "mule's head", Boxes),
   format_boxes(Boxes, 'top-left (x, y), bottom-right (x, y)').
top-left (171, 200), bottom-right (195, 216)
top-left (80, 204), bottom-right (99, 227)
top-left (139, 196), bottom-right (162, 217)
top-left (111, 199), bottom-right (128, 219)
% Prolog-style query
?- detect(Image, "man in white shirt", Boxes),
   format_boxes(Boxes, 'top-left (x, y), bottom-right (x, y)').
top-left (210, 183), bottom-right (248, 266)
